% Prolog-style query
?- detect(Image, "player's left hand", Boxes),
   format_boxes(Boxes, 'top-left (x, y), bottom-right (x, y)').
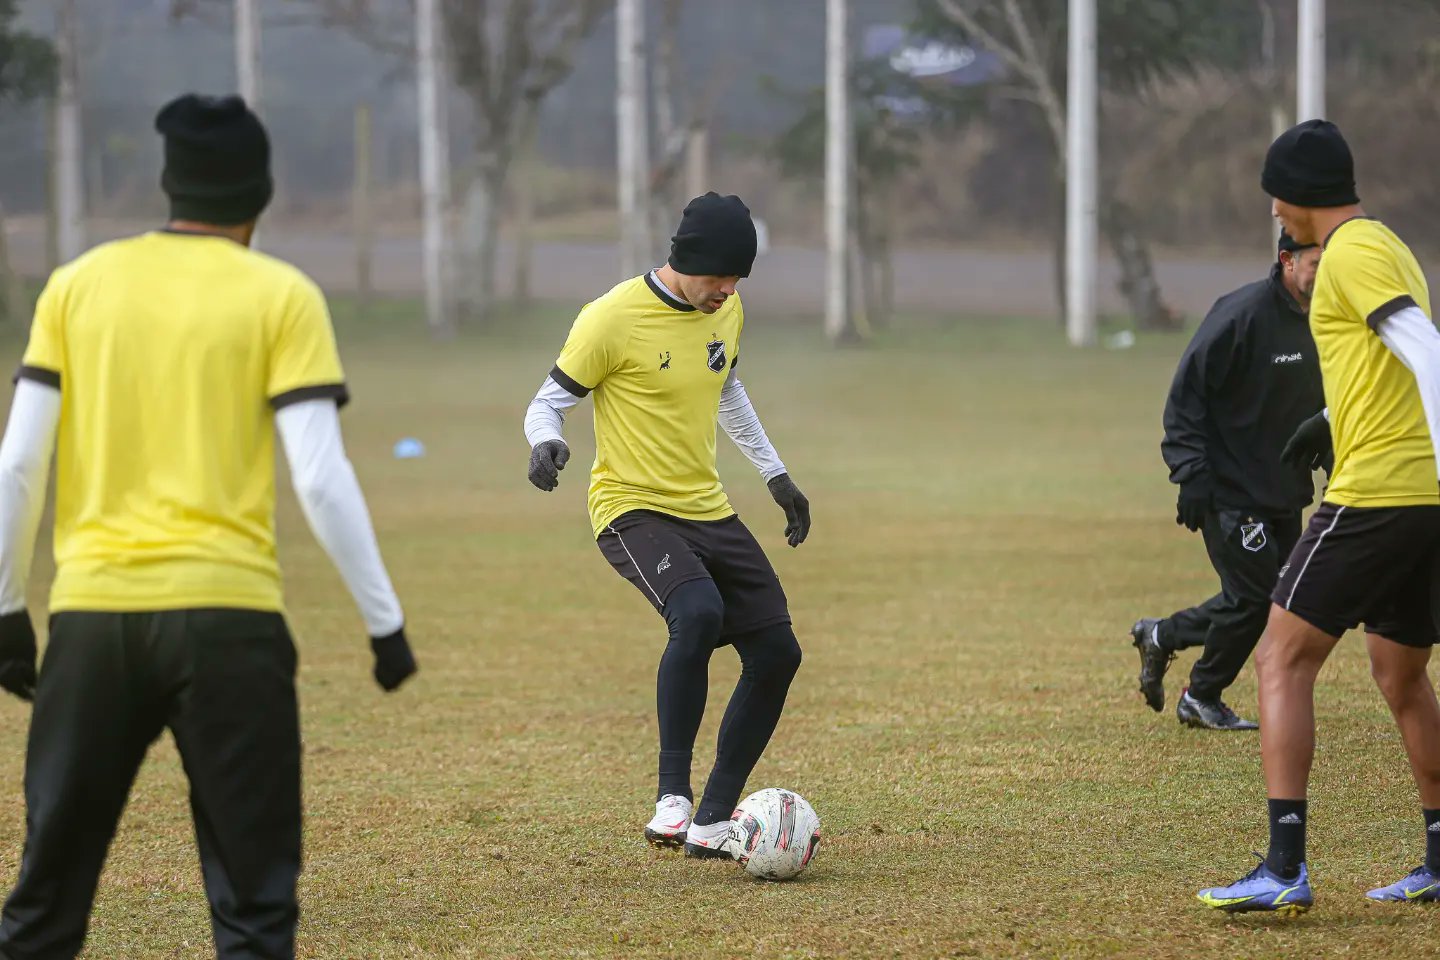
top-left (0, 611), bottom-right (37, 702)
top-left (371, 626), bottom-right (418, 692)
top-left (767, 474), bottom-right (811, 548)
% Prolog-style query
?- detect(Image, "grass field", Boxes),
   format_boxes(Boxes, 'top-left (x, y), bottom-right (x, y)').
top-left (0, 303), bottom-right (1433, 958)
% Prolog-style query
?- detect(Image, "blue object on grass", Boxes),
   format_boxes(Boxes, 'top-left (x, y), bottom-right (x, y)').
top-left (393, 438), bottom-right (426, 459)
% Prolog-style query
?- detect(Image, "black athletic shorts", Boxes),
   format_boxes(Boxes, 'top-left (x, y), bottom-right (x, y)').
top-left (1273, 501), bottom-right (1440, 647)
top-left (598, 510), bottom-right (791, 637)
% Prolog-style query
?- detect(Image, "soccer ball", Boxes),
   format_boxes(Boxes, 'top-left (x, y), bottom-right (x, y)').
top-left (729, 788), bottom-right (820, 881)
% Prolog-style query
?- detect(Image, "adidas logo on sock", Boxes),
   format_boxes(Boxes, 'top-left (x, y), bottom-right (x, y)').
top-left (1278, 813), bottom-right (1304, 825)
top-left (1429, 821), bottom-right (1440, 833)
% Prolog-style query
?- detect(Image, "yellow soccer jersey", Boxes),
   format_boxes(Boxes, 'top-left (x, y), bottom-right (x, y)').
top-left (1310, 218), bottom-right (1437, 506)
top-left (19, 231), bottom-right (348, 613)
top-left (552, 273), bottom-right (743, 537)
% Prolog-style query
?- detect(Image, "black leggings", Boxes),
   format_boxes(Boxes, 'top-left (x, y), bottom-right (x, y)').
top-left (656, 579), bottom-right (802, 823)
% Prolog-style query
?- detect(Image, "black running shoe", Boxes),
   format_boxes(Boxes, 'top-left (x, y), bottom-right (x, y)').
top-left (1176, 688), bottom-right (1259, 731)
top-left (1131, 617), bottom-right (1173, 712)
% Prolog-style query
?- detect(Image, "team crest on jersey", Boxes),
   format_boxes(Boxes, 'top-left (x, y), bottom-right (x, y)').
top-left (706, 337), bottom-right (727, 373)
top-left (1241, 521), bottom-right (1267, 553)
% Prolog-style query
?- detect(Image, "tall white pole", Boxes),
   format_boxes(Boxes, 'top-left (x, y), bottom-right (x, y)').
top-left (55, 0), bottom-right (85, 263)
top-left (416, 0), bottom-right (451, 334)
top-left (824, 0), bottom-right (850, 344)
top-left (1296, 0), bottom-right (1326, 121)
top-left (235, 0), bottom-right (261, 108)
top-left (1065, 0), bottom-right (1098, 347)
top-left (616, 0), bottom-right (650, 277)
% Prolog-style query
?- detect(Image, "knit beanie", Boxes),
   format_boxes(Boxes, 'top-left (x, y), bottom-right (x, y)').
top-left (668, 193), bottom-right (758, 278)
top-left (1261, 119), bottom-right (1359, 208)
top-left (156, 94), bottom-right (273, 225)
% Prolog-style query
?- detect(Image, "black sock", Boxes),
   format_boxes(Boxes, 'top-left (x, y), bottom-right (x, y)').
top-left (657, 752), bottom-right (693, 804)
top-left (1266, 798), bottom-right (1307, 879)
top-left (1424, 809), bottom-right (1440, 873)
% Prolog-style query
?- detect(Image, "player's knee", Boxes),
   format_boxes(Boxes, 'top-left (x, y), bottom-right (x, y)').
top-left (749, 625), bottom-right (802, 683)
top-left (663, 579), bottom-right (725, 647)
top-left (1369, 652), bottom-right (1425, 705)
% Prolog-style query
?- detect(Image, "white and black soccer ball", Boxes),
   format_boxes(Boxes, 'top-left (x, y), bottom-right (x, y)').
top-left (729, 788), bottom-right (820, 881)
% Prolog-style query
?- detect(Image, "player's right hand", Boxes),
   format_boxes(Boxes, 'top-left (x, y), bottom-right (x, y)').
top-left (1281, 410), bottom-right (1332, 471)
top-left (0, 611), bottom-right (38, 702)
top-left (528, 439), bottom-right (571, 492)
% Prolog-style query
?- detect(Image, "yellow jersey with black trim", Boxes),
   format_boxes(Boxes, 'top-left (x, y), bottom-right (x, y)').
top-left (552, 273), bottom-right (742, 537)
top-left (1310, 218), bottom-right (1437, 507)
top-left (18, 231), bottom-right (349, 613)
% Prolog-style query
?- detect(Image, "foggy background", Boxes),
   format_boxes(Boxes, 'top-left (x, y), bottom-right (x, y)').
top-left (1, 0), bottom-right (1437, 326)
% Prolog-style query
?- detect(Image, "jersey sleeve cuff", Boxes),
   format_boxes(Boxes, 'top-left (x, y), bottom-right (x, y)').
top-left (550, 365), bottom-right (592, 398)
top-left (1368, 295), bottom-right (1419, 331)
top-left (270, 383), bottom-right (351, 411)
top-left (12, 365), bottom-right (60, 390)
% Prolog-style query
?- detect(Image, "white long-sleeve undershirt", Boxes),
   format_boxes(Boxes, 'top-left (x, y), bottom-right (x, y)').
top-left (0, 381), bottom-right (59, 613)
top-left (1376, 305), bottom-right (1440, 478)
top-left (277, 399), bottom-right (405, 637)
top-left (522, 369), bottom-right (786, 479)
top-left (717, 369), bottom-right (787, 480)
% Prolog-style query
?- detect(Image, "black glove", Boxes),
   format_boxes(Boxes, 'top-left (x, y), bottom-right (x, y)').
top-left (767, 473), bottom-right (811, 548)
top-left (1281, 411), bottom-right (1332, 472)
top-left (0, 611), bottom-right (37, 702)
top-left (1175, 479), bottom-right (1211, 533)
top-left (371, 627), bottom-right (417, 692)
top-left (527, 439), bottom-right (571, 492)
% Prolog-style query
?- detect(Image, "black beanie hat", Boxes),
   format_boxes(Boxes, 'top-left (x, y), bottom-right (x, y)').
top-left (156, 94), bottom-right (273, 226)
top-left (1261, 119), bottom-right (1358, 208)
top-left (668, 193), bottom-right (757, 278)
top-left (1277, 229), bottom-right (1316, 255)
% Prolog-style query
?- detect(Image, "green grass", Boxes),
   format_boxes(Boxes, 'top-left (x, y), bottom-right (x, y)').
top-left (0, 304), bottom-right (1431, 958)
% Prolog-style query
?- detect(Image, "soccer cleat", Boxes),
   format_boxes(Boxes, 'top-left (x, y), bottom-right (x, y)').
top-left (683, 819), bottom-right (736, 860)
top-left (1198, 856), bottom-right (1312, 914)
top-left (1131, 618), bottom-right (1173, 712)
top-left (644, 794), bottom-right (693, 848)
top-left (1366, 865), bottom-right (1440, 902)
top-left (1177, 689), bottom-right (1259, 731)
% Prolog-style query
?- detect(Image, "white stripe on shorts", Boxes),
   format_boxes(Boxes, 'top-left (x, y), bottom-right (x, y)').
top-left (607, 525), bottom-right (663, 606)
top-left (1285, 505), bottom-right (1347, 611)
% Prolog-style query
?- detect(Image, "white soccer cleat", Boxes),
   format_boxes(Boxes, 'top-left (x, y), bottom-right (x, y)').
top-left (644, 794), bottom-right (693, 848)
top-left (683, 818), bottom-right (736, 860)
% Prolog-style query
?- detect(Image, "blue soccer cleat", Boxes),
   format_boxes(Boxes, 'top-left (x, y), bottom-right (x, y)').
top-left (1197, 856), bottom-right (1312, 914)
top-left (1366, 865), bottom-right (1440, 903)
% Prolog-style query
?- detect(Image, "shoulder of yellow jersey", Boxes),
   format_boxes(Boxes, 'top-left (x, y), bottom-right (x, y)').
top-left (573, 275), bottom-right (653, 329)
top-left (49, 234), bottom-right (323, 302)
top-left (1325, 219), bottom-right (1389, 258)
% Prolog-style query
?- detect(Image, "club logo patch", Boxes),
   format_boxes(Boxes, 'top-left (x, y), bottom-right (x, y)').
top-left (706, 337), bottom-right (727, 373)
top-left (657, 554), bottom-right (672, 575)
top-left (1241, 522), bottom-right (1268, 553)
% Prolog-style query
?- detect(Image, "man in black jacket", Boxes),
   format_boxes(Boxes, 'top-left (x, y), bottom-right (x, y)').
top-left (1131, 231), bottom-right (1325, 730)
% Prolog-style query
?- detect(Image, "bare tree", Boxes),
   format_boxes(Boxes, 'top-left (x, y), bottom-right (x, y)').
top-left (444, 0), bottom-right (611, 322)
top-left (933, 0), bottom-right (1180, 331)
top-left (179, 0), bottom-right (609, 325)
top-left (647, 1), bottom-right (731, 253)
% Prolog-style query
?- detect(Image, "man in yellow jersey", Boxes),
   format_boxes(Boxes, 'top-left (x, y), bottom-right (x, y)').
top-left (0, 95), bottom-right (415, 959)
top-left (523, 193), bottom-right (809, 859)
top-left (1198, 119), bottom-right (1440, 913)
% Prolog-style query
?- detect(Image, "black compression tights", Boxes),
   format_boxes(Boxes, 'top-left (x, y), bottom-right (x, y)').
top-left (656, 579), bottom-right (802, 825)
